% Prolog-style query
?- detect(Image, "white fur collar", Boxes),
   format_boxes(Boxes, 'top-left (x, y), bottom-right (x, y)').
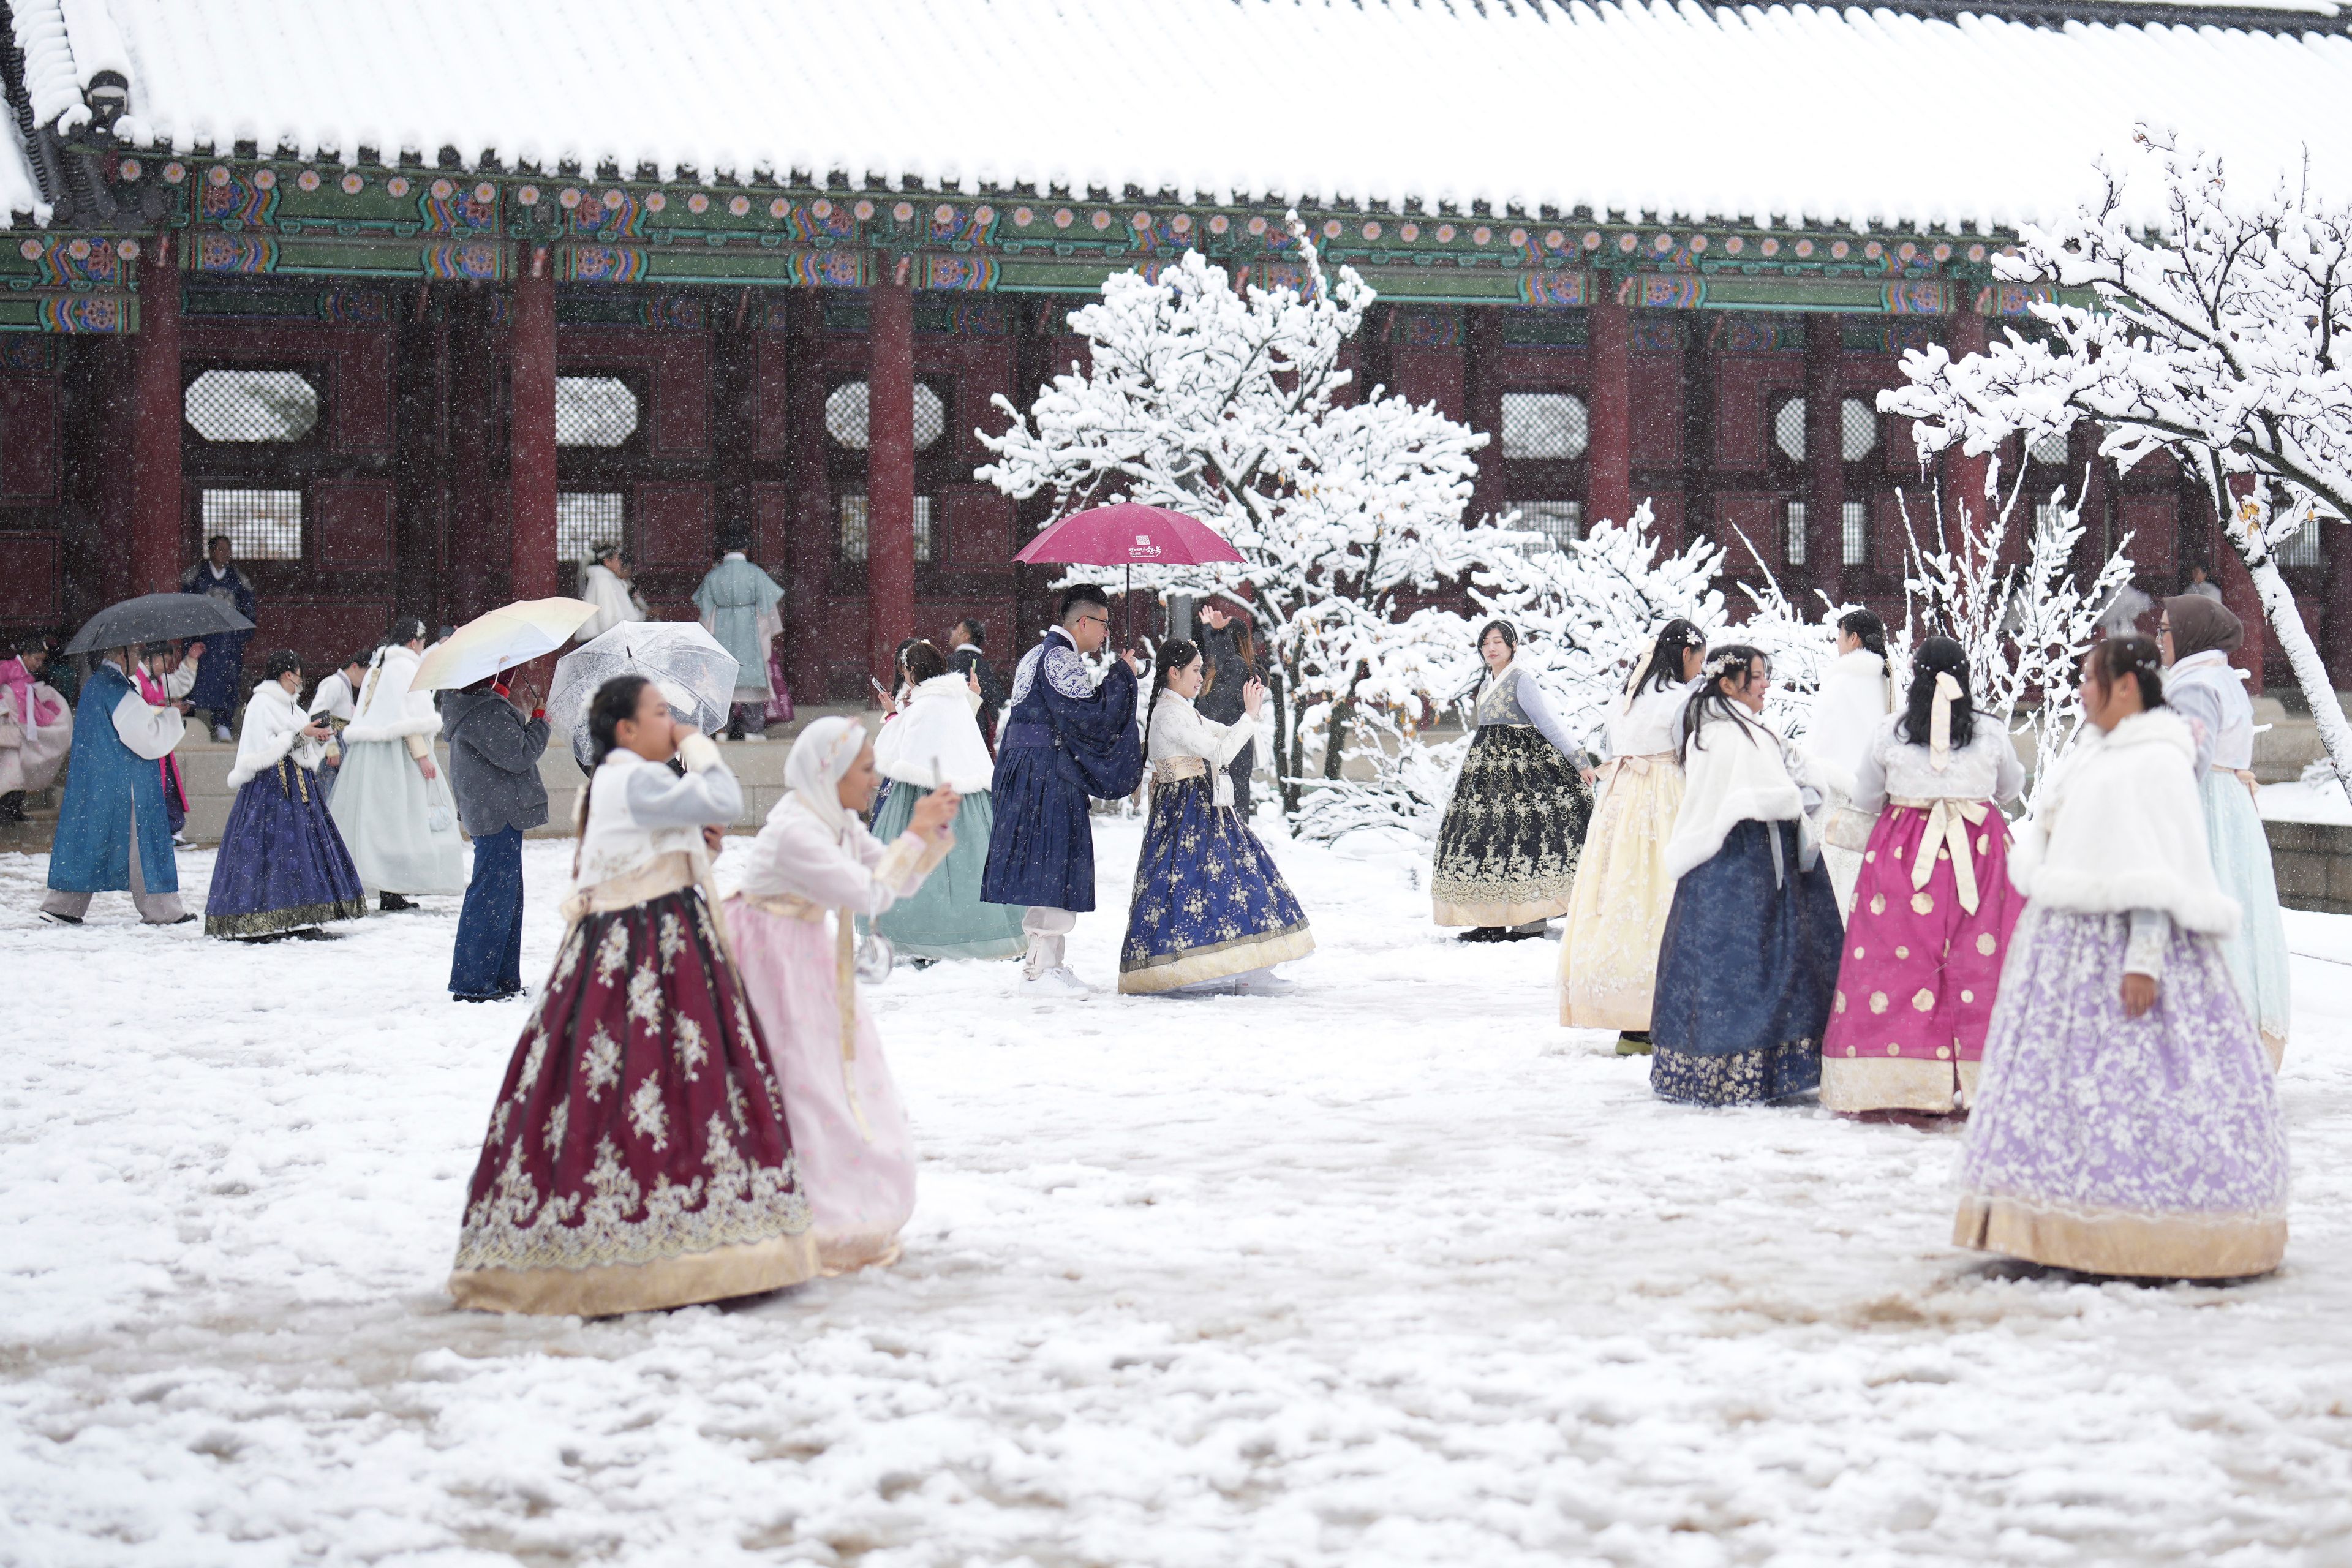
top-left (1664, 708), bottom-right (1806, 880)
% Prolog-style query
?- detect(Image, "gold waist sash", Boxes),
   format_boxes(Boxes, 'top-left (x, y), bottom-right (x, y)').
top-left (564, 850), bottom-right (698, 920)
top-left (1153, 755), bottom-right (1210, 785)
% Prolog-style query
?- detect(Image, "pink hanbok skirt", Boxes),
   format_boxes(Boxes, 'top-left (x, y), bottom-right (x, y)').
top-left (725, 896), bottom-right (916, 1273)
top-left (1821, 799), bottom-right (2022, 1114)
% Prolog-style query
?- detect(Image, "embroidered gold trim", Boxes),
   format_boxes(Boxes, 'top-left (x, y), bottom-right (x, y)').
top-left (450, 1230), bottom-right (820, 1316)
top-left (1819, 1054), bottom-right (1964, 1114)
top-left (205, 897), bottom-right (368, 940)
top-left (1117, 922), bottom-right (1317, 994)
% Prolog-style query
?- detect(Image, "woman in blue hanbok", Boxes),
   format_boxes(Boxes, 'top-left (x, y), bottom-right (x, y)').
top-left (1118, 638), bottom-right (1313, 995)
top-left (205, 651), bottom-right (369, 939)
top-left (2160, 595), bottom-right (2291, 1068)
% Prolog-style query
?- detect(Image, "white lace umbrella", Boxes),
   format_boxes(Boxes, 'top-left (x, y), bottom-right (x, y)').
top-left (549, 621), bottom-right (740, 767)
top-left (412, 597), bottom-right (599, 690)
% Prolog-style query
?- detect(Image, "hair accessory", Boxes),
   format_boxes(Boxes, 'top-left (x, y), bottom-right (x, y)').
top-left (1702, 649), bottom-right (1748, 682)
top-left (1928, 671), bottom-right (1962, 772)
top-left (1622, 635), bottom-right (1658, 699)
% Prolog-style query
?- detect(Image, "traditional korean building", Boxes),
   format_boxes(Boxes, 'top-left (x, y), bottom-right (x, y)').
top-left (4, 0), bottom-right (2350, 701)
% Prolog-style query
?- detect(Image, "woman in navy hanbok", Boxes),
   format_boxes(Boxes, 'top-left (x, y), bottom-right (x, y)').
top-left (981, 584), bottom-right (1145, 993)
top-left (1119, 639), bottom-right (1313, 995)
top-left (205, 651), bottom-right (368, 939)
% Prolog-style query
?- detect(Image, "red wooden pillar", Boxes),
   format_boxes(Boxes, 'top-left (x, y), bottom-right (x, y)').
top-left (1942, 311), bottom-right (1992, 528)
top-left (867, 265), bottom-right (916, 684)
top-left (509, 244), bottom-right (559, 606)
top-left (128, 231), bottom-right (183, 597)
top-left (1804, 314), bottom-right (1844, 603)
top-left (1586, 290), bottom-right (1631, 529)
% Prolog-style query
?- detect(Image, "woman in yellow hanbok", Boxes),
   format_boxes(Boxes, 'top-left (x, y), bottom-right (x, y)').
top-left (1558, 620), bottom-right (1706, 1052)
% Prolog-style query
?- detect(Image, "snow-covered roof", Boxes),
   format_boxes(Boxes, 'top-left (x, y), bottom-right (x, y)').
top-left (7, 0), bottom-right (2352, 233)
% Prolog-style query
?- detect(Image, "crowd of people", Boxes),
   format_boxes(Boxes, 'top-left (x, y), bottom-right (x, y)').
top-left (2, 542), bottom-right (2304, 1310)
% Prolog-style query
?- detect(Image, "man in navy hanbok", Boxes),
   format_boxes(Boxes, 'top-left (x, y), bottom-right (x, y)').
top-left (181, 535), bottom-right (257, 741)
top-left (982, 585), bottom-right (1145, 993)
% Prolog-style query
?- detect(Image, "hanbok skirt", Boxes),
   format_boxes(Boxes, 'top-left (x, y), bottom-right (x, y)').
top-left (328, 738), bottom-right (466, 895)
top-left (1557, 755), bottom-right (1683, 1030)
top-left (1650, 818), bottom-right (1842, 1106)
top-left (1955, 907), bottom-right (2288, 1279)
top-left (0, 682), bottom-right (71, 794)
top-left (1430, 723), bottom-right (1593, 927)
top-left (1119, 771), bottom-right (1315, 993)
top-left (726, 896), bottom-right (918, 1274)
top-left (450, 884), bottom-right (820, 1314)
top-left (203, 760), bottom-right (368, 938)
top-left (1820, 799), bottom-right (2022, 1113)
top-left (2201, 772), bottom-right (2291, 1068)
top-left (865, 785), bottom-right (1027, 960)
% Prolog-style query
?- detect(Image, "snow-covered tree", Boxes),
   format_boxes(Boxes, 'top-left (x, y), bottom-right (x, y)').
top-left (1291, 503), bottom-right (1730, 842)
top-left (1897, 473), bottom-right (2136, 807)
top-left (977, 214), bottom-right (1493, 820)
top-left (1880, 127), bottom-right (2352, 788)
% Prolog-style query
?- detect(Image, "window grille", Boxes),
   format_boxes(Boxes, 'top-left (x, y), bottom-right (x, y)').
top-left (1774, 398), bottom-right (1807, 463)
top-left (2034, 500), bottom-right (2071, 535)
top-left (1785, 500), bottom-right (1806, 565)
top-left (1839, 397), bottom-right (1879, 461)
top-left (2277, 514), bottom-right (2325, 568)
top-left (2028, 429), bottom-right (2069, 466)
top-left (202, 488), bottom-right (303, 560)
top-left (184, 369), bottom-right (320, 443)
top-left (558, 492), bottom-right (625, 566)
top-left (839, 495), bottom-right (937, 562)
top-left (1499, 392), bottom-right (1589, 461)
top-left (825, 381), bottom-right (947, 451)
top-left (1516, 500), bottom-right (1582, 550)
top-left (1842, 500), bottom-right (1869, 566)
top-left (556, 377), bottom-right (639, 447)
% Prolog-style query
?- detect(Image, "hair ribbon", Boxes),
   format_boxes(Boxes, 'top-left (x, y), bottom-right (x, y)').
top-left (1928, 671), bottom-right (1962, 773)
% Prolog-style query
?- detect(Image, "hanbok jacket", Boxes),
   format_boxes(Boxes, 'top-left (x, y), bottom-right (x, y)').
top-left (226, 680), bottom-right (327, 788)
top-left (874, 672), bottom-right (995, 792)
top-left (981, 626), bottom-right (1145, 911)
top-left (1664, 709), bottom-right (1844, 881)
top-left (345, 646), bottom-right (442, 755)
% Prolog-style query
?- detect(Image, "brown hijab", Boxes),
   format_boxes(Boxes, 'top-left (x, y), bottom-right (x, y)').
top-left (2163, 594), bottom-right (2244, 661)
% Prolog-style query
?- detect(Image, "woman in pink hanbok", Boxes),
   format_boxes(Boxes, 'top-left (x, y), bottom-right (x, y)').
top-left (1822, 637), bottom-right (2025, 1115)
top-left (0, 637), bottom-right (74, 821)
top-left (725, 716), bottom-right (959, 1274)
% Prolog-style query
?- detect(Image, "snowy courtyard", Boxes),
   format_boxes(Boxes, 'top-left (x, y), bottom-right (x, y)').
top-left (5, 818), bottom-right (2352, 1567)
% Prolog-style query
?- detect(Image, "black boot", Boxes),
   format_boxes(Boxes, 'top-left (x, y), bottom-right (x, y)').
top-left (0, 792), bottom-right (24, 823)
top-left (380, 892), bottom-right (415, 913)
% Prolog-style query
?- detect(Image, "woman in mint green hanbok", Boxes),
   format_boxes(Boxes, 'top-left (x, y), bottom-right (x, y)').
top-left (865, 641), bottom-right (1028, 962)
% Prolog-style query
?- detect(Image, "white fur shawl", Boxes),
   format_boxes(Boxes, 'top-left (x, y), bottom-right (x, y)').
top-left (343, 646), bottom-right (440, 742)
top-left (873, 672), bottom-right (994, 792)
top-left (1665, 709), bottom-right (1807, 880)
top-left (1809, 647), bottom-right (1892, 780)
top-left (228, 680), bottom-right (323, 788)
top-left (2008, 708), bottom-right (2238, 935)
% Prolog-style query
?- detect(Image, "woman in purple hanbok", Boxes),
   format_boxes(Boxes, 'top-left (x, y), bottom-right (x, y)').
top-left (1956, 638), bottom-right (2288, 1279)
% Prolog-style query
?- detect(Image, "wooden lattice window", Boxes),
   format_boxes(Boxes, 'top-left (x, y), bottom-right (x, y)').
top-left (202, 488), bottom-right (304, 560)
top-left (184, 369), bottom-right (320, 443)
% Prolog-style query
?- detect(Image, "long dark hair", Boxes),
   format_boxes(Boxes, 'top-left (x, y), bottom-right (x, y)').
top-left (1627, 618), bottom-right (1706, 699)
top-left (385, 616), bottom-right (429, 650)
top-left (1837, 608), bottom-right (1888, 662)
top-left (1147, 636), bottom-right (1202, 737)
top-left (1679, 645), bottom-right (1771, 762)
top-left (2086, 636), bottom-right (2166, 714)
top-left (262, 649), bottom-right (303, 686)
top-left (587, 674), bottom-right (650, 772)
top-left (1459, 619), bottom-right (1520, 701)
top-left (1898, 635), bottom-right (1975, 751)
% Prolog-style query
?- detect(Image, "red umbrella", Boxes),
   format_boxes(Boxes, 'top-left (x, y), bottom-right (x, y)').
top-left (1014, 502), bottom-right (1245, 643)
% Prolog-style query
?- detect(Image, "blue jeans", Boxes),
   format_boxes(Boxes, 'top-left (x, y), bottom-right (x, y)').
top-left (450, 827), bottom-right (525, 998)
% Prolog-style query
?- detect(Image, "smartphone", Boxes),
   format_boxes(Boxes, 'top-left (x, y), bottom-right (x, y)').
top-left (870, 676), bottom-right (890, 699)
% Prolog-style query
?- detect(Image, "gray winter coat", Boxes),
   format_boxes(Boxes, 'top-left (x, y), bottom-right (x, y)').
top-left (439, 689), bottom-right (551, 838)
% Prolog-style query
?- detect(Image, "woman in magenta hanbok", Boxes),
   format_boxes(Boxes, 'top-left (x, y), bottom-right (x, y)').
top-left (725, 716), bottom-right (959, 1274)
top-left (1822, 637), bottom-right (2026, 1115)
top-left (450, 676), bottom-right (819, 1316)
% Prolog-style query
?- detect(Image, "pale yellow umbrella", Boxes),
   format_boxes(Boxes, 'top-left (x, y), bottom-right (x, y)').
top-left (412, 598), bottom-right (599, 690)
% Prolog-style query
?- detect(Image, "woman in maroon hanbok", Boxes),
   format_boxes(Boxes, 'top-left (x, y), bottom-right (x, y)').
top-left (449, 675), bottom-right (818, 1316)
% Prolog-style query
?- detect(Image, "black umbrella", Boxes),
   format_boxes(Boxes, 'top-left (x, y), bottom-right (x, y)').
top-left (62, 592), bottom-right (255, 655)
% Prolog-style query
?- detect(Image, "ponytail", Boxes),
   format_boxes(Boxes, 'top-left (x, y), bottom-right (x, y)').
top-left (1898, 635), bottom-right (1975, 751)
top-left (1837, 608), bottom-right (1888, 662)
top-left (2086, 636), bottom-right (2166, 714)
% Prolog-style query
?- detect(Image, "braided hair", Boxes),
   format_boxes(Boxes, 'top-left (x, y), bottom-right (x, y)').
top-left (2086, 635), bottom-right (2167, 713)
top-left (1837, 608), bottom-right (1888, 662)
top-left (1898, 635), bottom-right (1975, 750)
top-left (587, 674), bottom-right (651, 772)
top-left (1679, 644), bottom-right (1771, 763)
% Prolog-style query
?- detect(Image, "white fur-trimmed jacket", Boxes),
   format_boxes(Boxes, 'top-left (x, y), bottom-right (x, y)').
top-left (1664, 707), bottom-right (1849, 881)
top-left (2008, 708), bottom-right (2239, 937)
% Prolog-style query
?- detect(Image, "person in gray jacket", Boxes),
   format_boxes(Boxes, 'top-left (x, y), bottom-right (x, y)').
top-left (1194, 598), bottom-right (1265, 818)
top-left (440, 675), bottom-right (551, 1001)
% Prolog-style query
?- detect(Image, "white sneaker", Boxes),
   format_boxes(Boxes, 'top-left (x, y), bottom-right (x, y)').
top-left (1235, 971), bottom-right (1296, 995)
top-left (1021, 964), bottom-right (1093, 997)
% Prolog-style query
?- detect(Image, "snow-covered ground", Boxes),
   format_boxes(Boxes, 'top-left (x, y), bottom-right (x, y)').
top-left (2261, 773), bottom-right (2352, 826)
top-left (4, 820), bottom-right (2352, 1567)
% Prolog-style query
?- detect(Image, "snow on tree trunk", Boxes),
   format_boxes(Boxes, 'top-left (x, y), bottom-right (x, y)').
top-left (1879, 126), bottom-right (2352, 791)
